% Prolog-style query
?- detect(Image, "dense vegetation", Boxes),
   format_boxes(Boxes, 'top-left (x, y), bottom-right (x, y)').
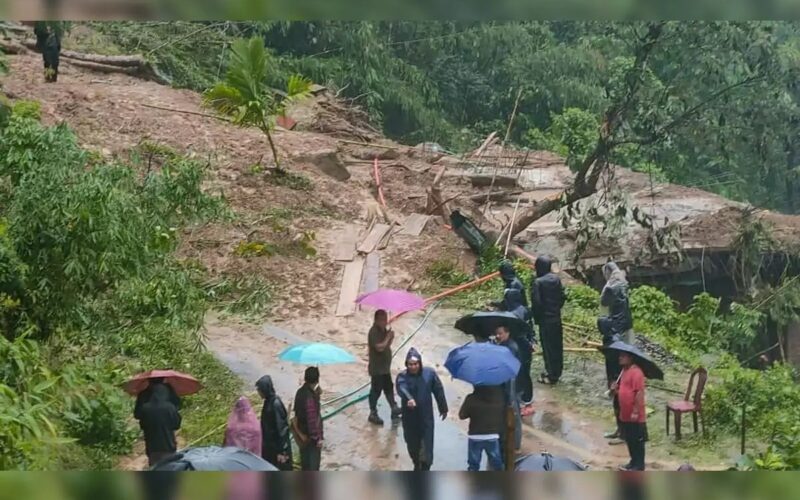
top-left (0, 106), bottom-right (240, 469)
top-left (89, 21), bottom-right (800, 215)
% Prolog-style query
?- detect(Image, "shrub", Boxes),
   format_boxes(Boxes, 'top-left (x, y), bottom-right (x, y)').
top-left (12, 100), bottom-right (41, 121)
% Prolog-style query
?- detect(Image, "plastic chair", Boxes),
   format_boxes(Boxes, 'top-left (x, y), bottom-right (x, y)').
top-left (666, 367), bottom-right (707, 440)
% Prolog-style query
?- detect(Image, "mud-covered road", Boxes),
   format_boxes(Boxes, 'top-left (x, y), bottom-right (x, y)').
top-left (204, 307), bottom-right (688, 471)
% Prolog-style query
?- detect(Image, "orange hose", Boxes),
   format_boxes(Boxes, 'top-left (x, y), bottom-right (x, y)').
top-left (388, 271), bottom-right (500, 323)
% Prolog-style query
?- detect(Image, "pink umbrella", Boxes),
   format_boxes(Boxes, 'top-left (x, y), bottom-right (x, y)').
top-left (356, 288), bottom-right (426, 315)
top-left (122, 369), bottom-right (203, 397)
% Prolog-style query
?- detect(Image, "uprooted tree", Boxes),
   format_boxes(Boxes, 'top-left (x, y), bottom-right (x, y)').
top-left (507, 21), bottom-right (796, 240)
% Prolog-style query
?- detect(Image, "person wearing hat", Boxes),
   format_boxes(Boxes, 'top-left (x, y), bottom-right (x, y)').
top-left (396, 348), bottom-right (448, 471)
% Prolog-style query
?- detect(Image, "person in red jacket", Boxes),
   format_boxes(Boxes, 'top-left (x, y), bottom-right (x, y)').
top-left (613, 352), bottom-right (648, 471)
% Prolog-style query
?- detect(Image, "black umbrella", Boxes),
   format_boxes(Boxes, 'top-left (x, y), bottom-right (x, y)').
top-left (455, 311), bottom-right (529, 341)
top-left (514, 453), bottom-right (587, 471)
top-left (150, 446), bottom-right (278, 471)
top-left (600, 341), bottom-right (664, 380)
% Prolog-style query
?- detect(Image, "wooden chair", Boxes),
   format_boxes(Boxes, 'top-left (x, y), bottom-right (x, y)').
top-left (666, 367), bottom-right (707, 441)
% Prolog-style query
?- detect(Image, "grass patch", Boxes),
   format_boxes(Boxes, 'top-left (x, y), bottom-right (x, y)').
top-left (204, 275), bottom-right (274, 321)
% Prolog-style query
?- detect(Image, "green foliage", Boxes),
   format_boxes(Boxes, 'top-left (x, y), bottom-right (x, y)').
top-left (705, 362), bottom-right (800, 469)
top-left (203, 36), bottom-right (311, 171)
top-left (426, 258), bottom-right (470, 288)
top-left (204, 275), bottom-right (274, 319)
top-left (0, 116), bottom-right (239, 467)
top-left (11, 100), bottom-right (41, 121)
top-left (524, 107), bottom-right (598, 171)
top-left (234, 240), bottom-right (276, 258)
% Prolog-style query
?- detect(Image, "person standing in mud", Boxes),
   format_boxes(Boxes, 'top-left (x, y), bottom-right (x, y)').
top-left (293, 367), bottom-right (324, 471)
top-left (367, 309), bottom-right (402, 425)
top-left (530, 255), bottom-right (567, 385)
top-left (396, 347), bottom-right (448, 471)
top-left (492, 325), bottom-right (522, 465)
top-left (134, 381), bottom-right (182, 467)
top-left (613, 351), bottom-right (648, 471)
top-left (597, 260), bottom-right (633, 445)
top-left (33, 22), bottom-right (61, 83)
top-left (256, 375), bottom-right (293, 470)
top-left (499, 287), bottom-right (536, 416)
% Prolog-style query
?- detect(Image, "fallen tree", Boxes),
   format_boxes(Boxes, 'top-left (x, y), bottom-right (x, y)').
top-left (505, 22), bottom-right (787, 241)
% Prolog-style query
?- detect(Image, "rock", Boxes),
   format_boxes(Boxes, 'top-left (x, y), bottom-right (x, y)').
top-left (293, 146), bottom-right (351, 182)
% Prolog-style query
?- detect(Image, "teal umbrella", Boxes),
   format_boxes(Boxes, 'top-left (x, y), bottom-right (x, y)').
top-left (278, 343), bottom-right (357, 365)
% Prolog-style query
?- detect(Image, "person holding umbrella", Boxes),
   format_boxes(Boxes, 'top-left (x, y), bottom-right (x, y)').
top-left (367, 309), bottom-right (402, 425)
top-left (445, 340), bottom-right (520, 471)
top-left (396, 347), bottom-right (448, 471)
top-left (293, 367), bottom-right (324, 471)
top-left (601, 341), bottom-right (663, 472)
top-left (134, 381), bottom-right (182, 467)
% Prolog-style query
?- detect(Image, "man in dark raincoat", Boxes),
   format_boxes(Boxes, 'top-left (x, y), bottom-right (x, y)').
top-left (396, 347), bottom-right (448, 471)
top-left (134, 382), bottom-right (182, 467)
top-left (530, 255), bottom-right (567, 385)
top-left (500, 287), bottom-right (536, 413)
top-left (33, 22), bottom-right (61, 82)
top-left (256, 375), bottom-right (293, 470)
top-left (597, 260), bottom-right (634, 443)
top-left (495, 261), bottom-right (528, 308)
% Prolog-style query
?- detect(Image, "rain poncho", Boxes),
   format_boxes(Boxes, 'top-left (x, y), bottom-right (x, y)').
top-left (223, 397), bottom-right (262, 456)
top-left (531, 255), bottom-right (566, 382)
top-left (256, 375), bottom-right (292, 470)
top-left (134, 382), bottom-right (181, 456)
top-left (598, 261), bottom-right (633, 342)
top-left (396, 348), bottom-right (448, 469)
top-left (499, 261), bottom-right (529, 309)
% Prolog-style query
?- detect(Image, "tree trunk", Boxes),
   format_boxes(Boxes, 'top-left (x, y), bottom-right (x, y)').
top-left (264, 127), bottom-right (283, 173)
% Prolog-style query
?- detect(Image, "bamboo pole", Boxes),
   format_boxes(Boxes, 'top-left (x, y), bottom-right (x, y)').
top-left (504, 196), bottom-right (522, 258)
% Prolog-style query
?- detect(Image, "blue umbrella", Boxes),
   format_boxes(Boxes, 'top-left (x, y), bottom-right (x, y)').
top-left (278, 342), bottom-right (357, 365)
top-left (444, 341), bottom-right (521, 386)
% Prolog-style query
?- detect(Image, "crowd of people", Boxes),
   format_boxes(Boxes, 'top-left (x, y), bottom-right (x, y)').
top-left (132, 256), bottom-right (649, 472)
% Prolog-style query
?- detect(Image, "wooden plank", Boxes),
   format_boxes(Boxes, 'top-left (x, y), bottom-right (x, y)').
top-left (378, 226), bottom-right (396, 250)
top-left (333, 224), bottom-right (359, 261)
top-left (357, 223), bottom-right (391, 254)
top-left (335, 257), bottom-right (365, 317)
top-left (360, 252), bottom-right (381, 303)
top-left (401, 214), bottom-right (430, 236)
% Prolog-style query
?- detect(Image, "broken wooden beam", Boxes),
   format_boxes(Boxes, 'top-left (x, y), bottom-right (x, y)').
top-left (401, 214), bottom-right (430, 236)
top-left (333, 224), bottom-right (359, 262)
top-left (336, 257), bottom-right (365, 317)
top-left (357, 223), bottom-right (392, 254)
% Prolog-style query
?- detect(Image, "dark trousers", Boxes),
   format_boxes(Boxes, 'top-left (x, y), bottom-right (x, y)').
top-left (368, 373), bottom-right (397, 411)
top-left (300, 445), bottom-right (321, 471)
top-left (620, 422), bottom-right (648, 470)
top-left (517, 359), bottom-right (533, 404)
top-left (146, 451), bottom-right (173, 468)
top-left (540, 321), bottom-right (564, 382)
top-left (43, 51), bottom-right (59, 82)
top-left (263, 449), bottom-right (294, 471)
top-left (407, 439), bottom-right (431, 471)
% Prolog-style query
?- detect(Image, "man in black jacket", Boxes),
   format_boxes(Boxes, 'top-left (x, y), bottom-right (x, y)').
top-left (459, 385), bottom-right (506, 471)
top-left (134, 382), bottom-right (181, 467)
top-left (33, 22), bottom-right (61, 82)
top-left (256, 375), bottom-right (293, 470)
top-left (497, 261), bottom-right (528, 308)
top-left (530, 255), bottom-right (567, 385)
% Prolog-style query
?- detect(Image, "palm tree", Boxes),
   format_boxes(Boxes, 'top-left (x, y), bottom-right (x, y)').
top-left (203, 37), bottom-right (310, 173)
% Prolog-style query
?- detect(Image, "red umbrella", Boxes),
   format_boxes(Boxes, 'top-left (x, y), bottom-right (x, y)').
top-left (123, 369), bottom-right (202, 397)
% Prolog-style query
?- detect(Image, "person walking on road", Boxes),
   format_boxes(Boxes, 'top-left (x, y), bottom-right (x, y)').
top-left (293, 367), bottom-right (324, 471)
top-left (459, 385), bottom-right (506, 471)
top-left (367, 309), bottom-right (402, 425)
top-left (530, 255), bottom-right (567, 385)
top-left (396, 347), bottom-right (448, 471)
top-left (256, 375), bottom-right (293, 470)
